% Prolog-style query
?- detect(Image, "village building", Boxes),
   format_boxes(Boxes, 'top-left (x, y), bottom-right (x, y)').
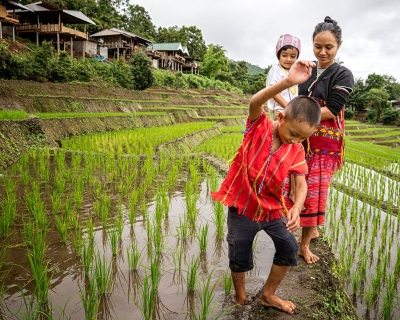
top-left (0, 0), bottom-right (32, 40)
top-left (5, 1), bottom-right (95, 58)
top-left (90, 28), bottom-right (152, 61)
top-left (147, 42), bottom-right (187, 72)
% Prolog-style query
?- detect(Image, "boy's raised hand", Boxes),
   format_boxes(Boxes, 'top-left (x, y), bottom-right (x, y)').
top-left (286, 60), bottom-right (315, 86)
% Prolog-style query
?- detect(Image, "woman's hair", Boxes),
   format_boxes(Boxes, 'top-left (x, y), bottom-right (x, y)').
top-left (285, 96), bottom-right (321, 128)
top-left (313, 16), bottom-right (342, 43)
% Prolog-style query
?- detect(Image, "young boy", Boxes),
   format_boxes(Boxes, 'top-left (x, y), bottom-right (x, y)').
top-left (212, 60), bottom-right (320, 315)
top-left (266, 34), bottom-right (301, 118)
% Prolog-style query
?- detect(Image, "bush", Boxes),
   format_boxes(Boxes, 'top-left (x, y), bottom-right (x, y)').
top-left (175, 72), bottom-right (188, 89)
top-left (381, 109), bottom-right (400, 125)
top-left (130, 52), bottom-right (154, 90)
top-left (367, 109), bottom-right (377, 123)
top-left (344, 109), bottom-right (355, 120)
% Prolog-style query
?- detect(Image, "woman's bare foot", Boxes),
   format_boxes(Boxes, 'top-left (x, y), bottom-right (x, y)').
top-left (260, 294), bottom-right (296, 314)
top-left (296, 229), bottom-right (320, 243)
top-left (299, 246), bottom-right (320, 264)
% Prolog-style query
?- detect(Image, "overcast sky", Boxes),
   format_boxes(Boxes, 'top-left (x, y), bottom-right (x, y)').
top-left (131, 0), bottom-right (400, 81)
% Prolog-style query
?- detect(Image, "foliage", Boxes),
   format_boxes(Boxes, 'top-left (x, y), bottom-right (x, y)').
top-left (381, 109), bottom-right (400, 125)
top-left (366, 88), bottom-right (390, 122)
top-left (0, 41), bottom-right (12, 79)
top-left (130, 52), bottom-right (154, 90)
top-left (201, 45), bottom-right (229, 79)
top-left (346, 78), bottom-right (368, 112)
top-left (246, 62), bottom-right (266, 75)
top-left (156, 25), bottom-right (207, 60)
top-left (367, 109), bottom-right (377, 123)
top-left (0, 110), bottom-right (27, 120)
top-left (344, 108), bottom-right (355, 120)
top-left (122, 4), bottom-right (157, 40)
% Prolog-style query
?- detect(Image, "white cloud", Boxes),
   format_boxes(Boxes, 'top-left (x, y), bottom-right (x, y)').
top-left (130, 0), bottom-right (400, 81)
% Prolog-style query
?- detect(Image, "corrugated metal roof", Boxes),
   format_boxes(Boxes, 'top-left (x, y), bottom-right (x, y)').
top-left (150, 43), bottom-right (182, 51)
top-left (6, 0), bottom-right (33, 12)
top-left (91, 27), bottom-right (152, 43)
top-left (63, 10), bottom-right (95, 25)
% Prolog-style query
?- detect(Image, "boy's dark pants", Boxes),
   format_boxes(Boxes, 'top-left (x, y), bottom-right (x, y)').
top-left (227, 207), bottom-right (298, 272)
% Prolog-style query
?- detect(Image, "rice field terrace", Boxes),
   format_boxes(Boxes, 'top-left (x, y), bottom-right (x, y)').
top-left (0, 84), bottom-right (399, 320)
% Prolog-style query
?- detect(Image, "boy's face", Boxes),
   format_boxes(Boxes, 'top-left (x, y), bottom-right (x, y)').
top-left (277, 114), bottom-right (317, 145)
top-left (279, 48), bottom-right (299, 70)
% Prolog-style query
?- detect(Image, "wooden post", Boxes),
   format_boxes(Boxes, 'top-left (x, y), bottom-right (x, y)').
top-left (12, 26), bottom-right (15, 42)
top-left (70, 36), bottom-right (73, 58)
top-left (0, 21), bottom-right (2, 39)
top-left (36, 32), bottom-right (39, 45)
top-left (117, 48), bottom-right (119, 59)
top-left (57, 33), bottom-right (60, 52)
top-left (58, 13), bottom-right (61, 27)
top-left (82, 41), bottom-right (85, 60)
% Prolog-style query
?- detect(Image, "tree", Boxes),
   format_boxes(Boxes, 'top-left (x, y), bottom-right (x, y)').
top-left (201, 45), bottom-right (228, 79)
top-left (365, 73), bottom-right (386, 91)
top-left (346, 78), bottom-right (368, 112)
top-left (130, 52), bottom-right (154, 90)
top-left (366, 88), bottom-right (390, 122)
top-left (156, 25), bottom-right (207, 60)
top-left (122, 4), bottom-right (156, 40)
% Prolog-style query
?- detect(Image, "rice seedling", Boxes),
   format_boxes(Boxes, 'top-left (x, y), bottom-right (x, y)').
top-left (172, 244), bottom-right (183, 271)
top-left (135, 272), bottom-right (156, 320)
top-left (126, 244), bottom-right (142, 272)
top-left (81, 240), bottom-right (94, 278)
top-left (26, 231), bottom-right (49, 304)
top-left (116, 206), bottom-right (125, 237)
top-left (177, 216), bottom-right (189, 240)
top-left (78, 277), bottom-right (100, 320)
top-left (198, 223), bottom-right (209, 254)
top-left (54, 214), bottom-right (68, 244)
top-left (193, 269), bottom-right (221, 320)
top-left (381, 273), bottom-right (395, 320)
top-left (129, 189), bottom-right (138, 226)
top-left (86, 215), bottom-right (95, 244)
top-left (223, 269), bottom-right (232, 296)
top-left (0, 195), bottom-right (16, 237)
top-left (186, 256), bottom-right (199, 293)
top-left (92, 251), bottom-right (113, 296)
top-left (73, 227), bottom-right (84, 256)
top-left (108, 228), bottom-right (120, 257)
top-left (213, 202), bottom-right (225, 239)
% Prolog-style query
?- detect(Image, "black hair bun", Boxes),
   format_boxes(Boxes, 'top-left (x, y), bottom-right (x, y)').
top-left (324, 16), bottom-right (337, 25)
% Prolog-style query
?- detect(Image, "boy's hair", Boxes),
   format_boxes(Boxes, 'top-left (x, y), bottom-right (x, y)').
top-left (277, 45), bottom-right (299, 59)
top-left (284, 96), bottom-right (321, 127)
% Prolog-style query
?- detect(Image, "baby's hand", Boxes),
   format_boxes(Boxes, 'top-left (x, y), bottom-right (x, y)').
top-left (286, 60), bottom-right (315, 86)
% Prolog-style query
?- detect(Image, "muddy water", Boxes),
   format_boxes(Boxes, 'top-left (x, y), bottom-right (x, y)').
top-left (0, 154), bottom-right (276, 319)
top-left (325, 189), bottom-right (400, 320)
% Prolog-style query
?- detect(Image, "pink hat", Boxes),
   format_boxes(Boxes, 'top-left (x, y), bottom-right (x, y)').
top-left (276, 34), bottom-right (301, 58)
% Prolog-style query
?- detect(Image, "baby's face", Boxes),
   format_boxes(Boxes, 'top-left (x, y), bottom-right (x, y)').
top-left (279, 48), bottom-right (299, 70)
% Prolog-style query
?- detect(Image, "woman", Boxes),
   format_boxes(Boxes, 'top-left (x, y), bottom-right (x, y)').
top-left (287, 16), bottom-right (354, 264)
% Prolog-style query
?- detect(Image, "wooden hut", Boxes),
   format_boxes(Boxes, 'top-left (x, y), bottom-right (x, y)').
top-left (148, 42), bottom-right (189, 71)
top-left (90, 28), bottom-right (152, 61)
top-left (0, 0), bottom-right (33, 40)
top-left (11, 1), bottom-right (95, 57)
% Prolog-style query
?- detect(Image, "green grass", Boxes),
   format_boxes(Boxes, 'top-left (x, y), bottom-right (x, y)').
top-left (34, 112), bottom-right (167, 118)
top-left (0, 110), bottom-right (27, 120)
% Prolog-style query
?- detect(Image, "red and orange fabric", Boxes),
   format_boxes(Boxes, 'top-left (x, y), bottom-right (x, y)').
top-left (211, 112), bottom-right (308, 222)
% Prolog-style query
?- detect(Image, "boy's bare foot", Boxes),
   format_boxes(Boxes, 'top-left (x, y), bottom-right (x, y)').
top-left (234, 295), bottom-right (248, 305)
top-left (296, 229), bottom-right (320, 243)
top-left (299, 246), bottom-right (319, 264)
top-left (260, 295), bottom-right (296, 314)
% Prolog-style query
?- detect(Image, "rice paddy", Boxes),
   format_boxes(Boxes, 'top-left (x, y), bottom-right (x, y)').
top-left (0, 110), bottom-right (399, 319)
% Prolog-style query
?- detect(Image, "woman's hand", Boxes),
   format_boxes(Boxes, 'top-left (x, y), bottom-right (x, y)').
top-left (286, 60), bottom-right (315, 86)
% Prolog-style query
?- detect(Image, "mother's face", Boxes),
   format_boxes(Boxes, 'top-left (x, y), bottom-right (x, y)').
top-left (313, 31), bottom-right (342, 68)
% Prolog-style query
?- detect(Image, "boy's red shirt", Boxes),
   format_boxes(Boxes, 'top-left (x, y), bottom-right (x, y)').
top-left (211, 112), bottom-right (308, 222)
